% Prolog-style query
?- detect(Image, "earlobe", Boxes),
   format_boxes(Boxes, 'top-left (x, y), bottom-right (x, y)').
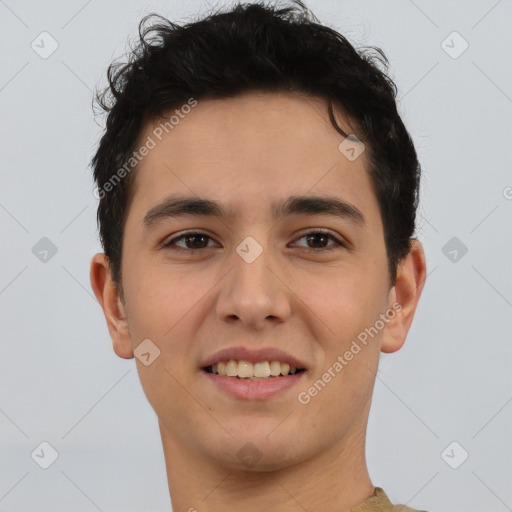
top-left (380, 239), bottom-right (427, 354)
top-left (89, 253), bottom-right (134, 359)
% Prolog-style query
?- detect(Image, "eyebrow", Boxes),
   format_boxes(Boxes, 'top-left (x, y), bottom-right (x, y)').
top-left (142, 194), bottom-right (366, 230)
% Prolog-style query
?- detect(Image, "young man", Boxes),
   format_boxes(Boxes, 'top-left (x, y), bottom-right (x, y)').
top-left (89, 1), bottom-right (428, 511)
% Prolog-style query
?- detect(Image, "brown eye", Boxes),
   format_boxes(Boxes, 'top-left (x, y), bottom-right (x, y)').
top-left (292, 230), bottom-right (345, 251)
top-left (163, 232), bottom-right (215, 250)
top-left (305, 233), bottom-right (331, 249)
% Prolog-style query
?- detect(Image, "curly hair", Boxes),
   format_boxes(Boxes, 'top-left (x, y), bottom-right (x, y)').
top-left (91, 0), bottom-right (421, 291)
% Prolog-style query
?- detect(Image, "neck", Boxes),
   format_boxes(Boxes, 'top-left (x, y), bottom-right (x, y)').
top-left (159, 417), bottom-right (374, 512)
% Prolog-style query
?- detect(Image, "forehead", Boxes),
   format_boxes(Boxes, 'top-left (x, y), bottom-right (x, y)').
top-left (127, 91), bottom-right (379, 229)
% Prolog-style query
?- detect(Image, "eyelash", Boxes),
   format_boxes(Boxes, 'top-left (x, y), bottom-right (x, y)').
top-left (161, 229), bottom-right (346, 253)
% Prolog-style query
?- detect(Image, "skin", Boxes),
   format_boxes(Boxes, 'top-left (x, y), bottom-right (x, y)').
top-left (90, 91), bottom-right (426, 512)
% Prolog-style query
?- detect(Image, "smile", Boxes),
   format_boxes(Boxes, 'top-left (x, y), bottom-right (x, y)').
top-left (204, 359), bottom-right (306, 379)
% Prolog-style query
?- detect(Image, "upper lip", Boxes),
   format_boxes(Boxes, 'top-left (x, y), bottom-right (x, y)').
top-left (201, 346), bottom-right (307, 370)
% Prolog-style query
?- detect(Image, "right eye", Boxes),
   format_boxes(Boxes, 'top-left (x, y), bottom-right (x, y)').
top-left (162, 231), bottom-right (218, 251)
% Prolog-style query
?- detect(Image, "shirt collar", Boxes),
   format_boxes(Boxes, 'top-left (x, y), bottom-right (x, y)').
top-left (349, 487), bottom-right (394, 512)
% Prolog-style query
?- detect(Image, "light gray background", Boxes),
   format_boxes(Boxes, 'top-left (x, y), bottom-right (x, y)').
top-left (1, 0), bottom-right (511, 511)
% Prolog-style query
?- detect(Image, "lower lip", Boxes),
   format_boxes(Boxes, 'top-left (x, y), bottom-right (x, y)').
top-left (202, 370), bottom-right (307, 400)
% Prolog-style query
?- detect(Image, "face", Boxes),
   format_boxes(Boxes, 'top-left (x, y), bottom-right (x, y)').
top-left (96, 91), bottom-right (408, 471)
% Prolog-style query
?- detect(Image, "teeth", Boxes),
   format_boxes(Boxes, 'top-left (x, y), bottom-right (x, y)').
top-left (237, 361), bottom-right (253, 378)
top-left (209, 360), bottom-right (301, 378)
top-left (254, 362), bottom-right (270, 378)
top-left (226, 360), bottom-right (238, 377)
top-left (269, 361), bottom-right (281, 376)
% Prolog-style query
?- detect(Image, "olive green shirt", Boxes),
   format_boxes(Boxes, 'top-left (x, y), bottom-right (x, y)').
top-left (350, 487), bottom-right (429, 512)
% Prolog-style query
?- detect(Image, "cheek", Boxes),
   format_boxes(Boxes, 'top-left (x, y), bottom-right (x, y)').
top-left (123, 266), bottom-right (205, 408)
top-left (124, 262), bottom-right (203, 333)
top-left (293, 264), bottom-right (385, 338)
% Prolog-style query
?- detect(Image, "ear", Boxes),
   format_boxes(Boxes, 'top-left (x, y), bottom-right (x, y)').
top-left (380, 239), bottom-right (427, 354)
top-left (89, 253), bottom-right (134, 359)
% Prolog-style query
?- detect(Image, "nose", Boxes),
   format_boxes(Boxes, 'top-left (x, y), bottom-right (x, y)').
top-left (215, 238), bottom-right (292, 329)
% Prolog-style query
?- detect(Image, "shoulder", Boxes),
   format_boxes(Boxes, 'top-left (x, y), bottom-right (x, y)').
top-left (366, 488), bottom-right (430, 512)
top-left (392, 505), bottom-right (430, 512)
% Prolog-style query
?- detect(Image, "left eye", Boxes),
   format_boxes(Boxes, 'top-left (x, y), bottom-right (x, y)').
top-left (293, 230), bottom-right (345, 251)
top-left (162, 230), bottom-right (345, 251)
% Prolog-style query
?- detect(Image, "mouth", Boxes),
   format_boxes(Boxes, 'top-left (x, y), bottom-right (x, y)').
top-left (201, 360), bottom-right (307, 400)
top-left (199, 346), bottom-right (308, 399)
top-left (202, 360), bottom-right (306, 380)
